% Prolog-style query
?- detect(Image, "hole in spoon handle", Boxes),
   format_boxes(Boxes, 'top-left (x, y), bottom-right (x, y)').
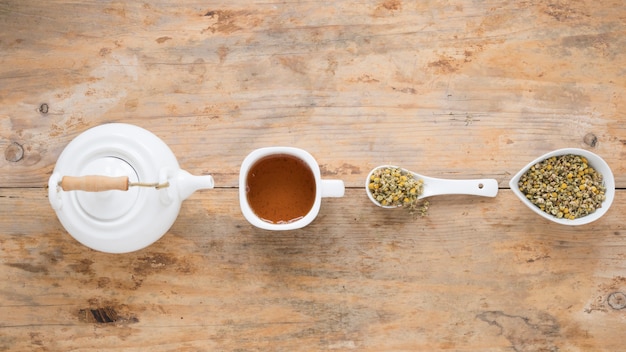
top-left (424, 178), bottom-right (499, 198)
top-left (473, 179), bottom-right (498, 197)
top-left (59, 175), bottom-right (130, 192)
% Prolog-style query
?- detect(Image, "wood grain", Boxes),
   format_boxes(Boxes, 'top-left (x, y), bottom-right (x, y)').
top-left (1, 0), bottom-right (625, 187)
top-left (1, 188), bottom-right (625, 350)
top-left (1, 0), bottom-right (625, 350)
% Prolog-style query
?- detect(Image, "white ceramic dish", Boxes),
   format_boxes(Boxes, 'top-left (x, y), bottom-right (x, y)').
top-left (509, 148), bottom-right (614, 226)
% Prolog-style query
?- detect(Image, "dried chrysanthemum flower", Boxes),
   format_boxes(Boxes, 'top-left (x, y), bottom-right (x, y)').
top-left (518, 154), bottom-right (606, 219)
top-left (368, 167), bottom-right (429, 215)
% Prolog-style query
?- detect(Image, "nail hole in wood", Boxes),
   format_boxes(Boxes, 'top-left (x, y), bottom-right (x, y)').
top-left (478, 183), bottom-right (484, 189)
top-left (39, 103), bottom-right (49, 114)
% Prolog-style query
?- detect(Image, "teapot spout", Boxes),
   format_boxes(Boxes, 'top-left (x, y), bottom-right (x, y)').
top-left (177, 169), bottom-right (214, 200)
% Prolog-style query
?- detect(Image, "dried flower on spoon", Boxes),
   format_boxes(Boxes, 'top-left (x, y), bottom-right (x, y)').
top-left (367, 166), bottom-right (429, 215)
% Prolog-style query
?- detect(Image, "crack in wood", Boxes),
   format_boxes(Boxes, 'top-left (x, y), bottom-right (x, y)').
top-left (78, 307), bottom-right (138, 325)
top-left (477, 311), bottom-right (560, 352)
top-left (78, 307), bottom-right (117, 324)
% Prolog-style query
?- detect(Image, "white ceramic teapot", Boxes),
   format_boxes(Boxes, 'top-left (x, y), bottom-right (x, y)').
top-left (48, 123), bottom-right (214, 253)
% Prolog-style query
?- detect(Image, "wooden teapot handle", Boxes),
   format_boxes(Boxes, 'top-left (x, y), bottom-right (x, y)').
top-left (59, 176), bottom-right (129, 192)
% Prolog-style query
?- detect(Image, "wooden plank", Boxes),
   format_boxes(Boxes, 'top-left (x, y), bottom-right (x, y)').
top-left (0, 1), bottom-right (625, 187)
top-left (0, 188), bottom-right (624, 350)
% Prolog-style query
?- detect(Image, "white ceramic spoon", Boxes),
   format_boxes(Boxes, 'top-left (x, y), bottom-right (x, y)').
top-left (366, 165), bottom-right (498, 208)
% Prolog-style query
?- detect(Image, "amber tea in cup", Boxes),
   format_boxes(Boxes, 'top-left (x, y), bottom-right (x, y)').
top-left (239, 147), bottom-right (345, 230)
top-left (246, 154), bottom-right (316, 224)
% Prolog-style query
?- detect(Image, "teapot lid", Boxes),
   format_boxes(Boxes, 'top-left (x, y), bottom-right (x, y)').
top-left (49, 123), bottom-right (182, 253)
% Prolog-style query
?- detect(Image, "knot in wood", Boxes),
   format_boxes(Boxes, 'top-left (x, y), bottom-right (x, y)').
top-left (583, 133), bottom-right (598, 147)
top-left (607, 292), bottom-right (626, 310)
top-left (39, 103), bottom-right (49, 114)
top-left (5, 142), bottom-right (24, 162)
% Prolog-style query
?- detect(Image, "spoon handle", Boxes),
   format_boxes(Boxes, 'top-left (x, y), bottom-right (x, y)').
top-left (420, 178), bottom-right (498, 198)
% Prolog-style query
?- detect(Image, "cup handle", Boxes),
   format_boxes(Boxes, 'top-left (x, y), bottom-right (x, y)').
top-left (321, 179), bottom-right (345, 198)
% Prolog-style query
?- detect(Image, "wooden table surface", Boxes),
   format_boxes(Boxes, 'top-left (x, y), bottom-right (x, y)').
top-left (1, 1), bottom-right (625, 351)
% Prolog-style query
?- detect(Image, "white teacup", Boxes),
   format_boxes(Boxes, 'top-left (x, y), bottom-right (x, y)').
top-left (239, 147), bottom-right (345, 230)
